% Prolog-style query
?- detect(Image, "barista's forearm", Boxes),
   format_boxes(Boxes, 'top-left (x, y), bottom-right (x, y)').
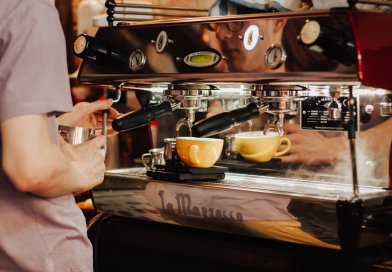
top-left (23, 144), bottom-right (89, 197)
top-left (2, 115), bottom-right (89, 197)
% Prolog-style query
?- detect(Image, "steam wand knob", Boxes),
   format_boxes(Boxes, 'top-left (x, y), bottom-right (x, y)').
top-left (73, 34), bottom-right (127, 65)
top-left (298, 20), bottom-right (355, 66)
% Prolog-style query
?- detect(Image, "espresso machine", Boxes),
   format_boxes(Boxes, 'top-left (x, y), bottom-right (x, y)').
top-left (75, 1), bottom-right (392, 270)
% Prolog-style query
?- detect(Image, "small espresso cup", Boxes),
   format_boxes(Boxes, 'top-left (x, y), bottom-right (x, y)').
top-left (235, 131), bottom-right (291, 163)
top-left (176, 137), bottom-right (224, 168)
top-left (142, 148), bottom-right (165, 171)
top-left (58, 125), bottom-right (96, 145)
top-left (163, 138), bottom-right (181, 165)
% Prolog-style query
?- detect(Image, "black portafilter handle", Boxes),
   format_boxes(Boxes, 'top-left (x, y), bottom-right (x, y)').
top-left (112, 101), bottom-right (173, 132)
top-left (191, 103), bottom-right (260, 137)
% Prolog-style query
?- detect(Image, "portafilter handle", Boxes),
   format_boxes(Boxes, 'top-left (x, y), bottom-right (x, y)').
top-left (112, 101), bottom-right (173, 132)
top-left (191, 102), bottom-right (263, 137)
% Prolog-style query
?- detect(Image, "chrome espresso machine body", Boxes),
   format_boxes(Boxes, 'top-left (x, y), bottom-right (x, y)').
top-left (76, 5), bottom-right (392, 253)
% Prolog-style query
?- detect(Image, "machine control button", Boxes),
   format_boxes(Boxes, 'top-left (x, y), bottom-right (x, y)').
top-left (153, 31), bottom-right (171, 53)
top-left (299, 20), bottom-right (321, 45)
top-left (129, 49), bottom-right (146, 71)
top-left (243, 24), bottom-right (260, 51)
top-left (264, 44), bottom-right (286, 70)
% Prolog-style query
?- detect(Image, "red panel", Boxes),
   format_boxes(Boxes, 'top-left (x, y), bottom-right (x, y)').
top-left (348, 10), bottom-right (392, 90)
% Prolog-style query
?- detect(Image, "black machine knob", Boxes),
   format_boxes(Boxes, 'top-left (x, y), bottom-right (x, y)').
top-left (298, 20), bottom-right (356, 66)
top-left (112, 101), bottom-right (173, 132)
top-left (73, 34), bottom-right (127, 64)
top-left (191, 103), bottom-right (260, 137)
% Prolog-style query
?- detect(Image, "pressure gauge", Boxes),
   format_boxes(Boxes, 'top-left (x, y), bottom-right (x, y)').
top-left (129, 49), bottom-right (146, 71)
top-left (264, 44), bottom-right (286, 70)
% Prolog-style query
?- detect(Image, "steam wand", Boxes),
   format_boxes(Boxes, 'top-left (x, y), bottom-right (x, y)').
top-left (101, 1), bottom-right (115, 154)
top-left (102, 90), bottom-right (109, 154)
top-left (348, 86), bottom-right (359, 199)
top-left (102, 86), bottom-right (122, 154)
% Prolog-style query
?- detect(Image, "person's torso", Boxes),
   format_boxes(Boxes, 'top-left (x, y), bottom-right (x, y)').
top-left (0, 0), bottom-right (92, 271)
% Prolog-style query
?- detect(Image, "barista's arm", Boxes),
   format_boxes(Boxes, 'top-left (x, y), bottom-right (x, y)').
top-left (1, 114), bottom-right (106, 197)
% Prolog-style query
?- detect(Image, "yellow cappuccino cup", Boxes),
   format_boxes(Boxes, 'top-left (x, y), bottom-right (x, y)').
top-left (176, 137), bottom-right (224, 168)
top-left (235, 131), bottom-right (291, 163)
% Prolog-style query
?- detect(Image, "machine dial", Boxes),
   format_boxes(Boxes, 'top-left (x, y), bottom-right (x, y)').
top-left (154, 31), bottom-right (169, 53)
top-left (264, 44), bottom-right (286, 70)
top-left (243, 25), bottom-right (260, 51)
top-left (129, 49), bottom-right (146, 71)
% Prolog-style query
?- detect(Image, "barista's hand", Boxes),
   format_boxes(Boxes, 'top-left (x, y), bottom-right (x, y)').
top-left (57, 99), bottom-right (121, 136)
top-left (280, 123), bottom-right (346, 165)
top-left (59, 135), bottom-right (106, 194)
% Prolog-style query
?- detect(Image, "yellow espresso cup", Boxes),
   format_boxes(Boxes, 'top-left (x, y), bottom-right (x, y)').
top-left (176, 137), bottom-right (224, 168)
top-left (235, 131), bottom-right (291, 163)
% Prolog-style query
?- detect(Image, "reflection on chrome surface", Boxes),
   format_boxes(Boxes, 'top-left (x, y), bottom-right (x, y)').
top-left (93, 168), bottom-right (392, 250)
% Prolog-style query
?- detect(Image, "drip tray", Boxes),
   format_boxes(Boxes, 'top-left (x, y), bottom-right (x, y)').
top-left (146, 164), bottom-right (228, 182)
top-left (218, 158), bottom-right (282, 168)
top-left (217, 158), bottom-right (284, 175)
top-left (217, 158), bottom-right (329, 177)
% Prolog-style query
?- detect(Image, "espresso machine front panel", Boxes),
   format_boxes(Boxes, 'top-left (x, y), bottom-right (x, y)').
top-left (78, 9), bottom-right (374, 85)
